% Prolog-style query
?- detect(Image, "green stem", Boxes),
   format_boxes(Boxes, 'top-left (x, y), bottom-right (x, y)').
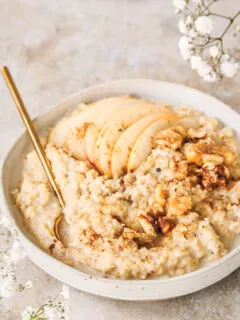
top-left (220, 10), bottom-right (240, 38)
top-left (209, 13), bottom-right (232, 20)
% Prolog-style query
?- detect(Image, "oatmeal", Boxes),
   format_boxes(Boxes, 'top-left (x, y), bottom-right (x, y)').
top-left (14, 97), bottom-right (240, 279)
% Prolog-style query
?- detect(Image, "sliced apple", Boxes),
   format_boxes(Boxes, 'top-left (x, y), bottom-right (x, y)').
top-left (84, 98), bottom-right (151, 164)
top-left (128, 119), bottom-right (170, 172)
top-left (96, 105), bottom-right (177, 177)
top-left (111, 114), bottom-right (165, 177)
top-left (49, 96), bottom-right (133, 160)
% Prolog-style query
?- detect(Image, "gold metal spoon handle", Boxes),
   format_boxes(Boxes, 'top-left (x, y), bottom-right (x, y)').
top-left (1, 66), bottom-right (65, 209)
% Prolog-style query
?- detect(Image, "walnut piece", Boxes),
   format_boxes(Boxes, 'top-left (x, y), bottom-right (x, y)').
top-left (155, 125), bottom-right (186, 150)
top-left (188, 128), bottom-right (207, 139)
top-left (183, 142), bottom-right (235, 167)
top-left (201, 163), bottom-right (230, 189)
top-left (202, 154), bottom-right (224, 164)
top-left (155, 185), bottom-right (168, 207)
top-left (137, 214), bottom-right (157, 237)
top-left (158, 217), bottom-right (175, 234)
top-left (167, 194), bottom-right (192, 217)
top-left (174, 160), bottom-right (188, 180)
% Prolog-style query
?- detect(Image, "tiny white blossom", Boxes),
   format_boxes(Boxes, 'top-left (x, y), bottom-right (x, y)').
top-left (203, 72), bottom-right (218, 82)
top-left (173, 0), bottom-right (186, 10)
top-left (24, 280), bottom-right (33, 289)
top-left (190, 56), bottom-right (203, 69)
top-left (236, 25), bottom-right (240, 33)
top-left (186, 15), bottom-right (194, 25)
top-left (195, 16), bottom-right (213, 35)
top-left (178, 20), bottom-right (188, 33)
top-left (188, 29), bottom-right (198, 38)
top-left (190, 56), bottom-right (212, 77)
top-left (60, 284), bottom-right (70, 300)
top-left (179, 36), bottom-right (192, 60)
top-left (21, 306), bottom-right (36, 320)
top-left (221, 61), bottom-right (239, 77)
top-left (10, 240), bottom-right (26, 264)
top-left (209, 45), bottom-right (219, 58)
top-left (197, 62), bottom-right (212, 77)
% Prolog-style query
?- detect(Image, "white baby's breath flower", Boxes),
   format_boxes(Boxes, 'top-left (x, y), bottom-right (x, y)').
top-left (195, 16), bottom-right (213, 35)
top-left (21, 306), bottom-right (37, 320)
top-left (209, 45), bottom-right (219, 58)
top-left (190, 56), bottom-right (203, 69)
top-left (188, 29), bottom-right (198, 38)
top-left (190, 56), bottom-right (213, 77)
top-left (221, 61), bottom-right (239, 77)
top-left (179, 36), bottom-right (192, 60)
top-left (197, 62), bottom-right (212, 77)
top-left (178, 20), bottom-right (188, 34)
top-left (173, 0), bottom-right (186, 10)
top-left (24, 280), bottom-right (33, 289)
top-left (174, 0), bottom-right (239, 81)
top-left (10, 240), bottom-right (26, 264)
top-left (203, 72), bottom-right (218, 82)
top-left (60, 284), bottom-right (70, 300)
top-left (186, 15), bottom-right (193, 25)
top-left (222, 54), bottom-right (230, 62)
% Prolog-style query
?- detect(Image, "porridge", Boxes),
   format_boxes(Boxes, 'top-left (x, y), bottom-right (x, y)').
top-left (14, 96), bottom-right (240, 279)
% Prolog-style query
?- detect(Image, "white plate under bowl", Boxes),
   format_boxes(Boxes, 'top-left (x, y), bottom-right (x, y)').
top-left (1, 79), bottom-right (240, 301)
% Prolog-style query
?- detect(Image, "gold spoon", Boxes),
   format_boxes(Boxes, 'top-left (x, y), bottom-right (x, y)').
top-left (1, 66), bottom-right (64, 242)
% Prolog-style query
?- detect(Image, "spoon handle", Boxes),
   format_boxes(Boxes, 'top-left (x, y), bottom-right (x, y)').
top-left (1, 66), bottom-right (65, 209)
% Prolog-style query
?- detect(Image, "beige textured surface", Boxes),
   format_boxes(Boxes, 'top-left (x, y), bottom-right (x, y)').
top-left (0, 0), bottom-right (239, 319)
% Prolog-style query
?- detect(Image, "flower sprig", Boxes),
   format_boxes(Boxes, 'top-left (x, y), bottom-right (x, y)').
top-left (0, 212), bottom-right (69, 319)
top-left (21, 294), bottom-right (66, 320)
top-left (174, 0), bottom-right (240, 81)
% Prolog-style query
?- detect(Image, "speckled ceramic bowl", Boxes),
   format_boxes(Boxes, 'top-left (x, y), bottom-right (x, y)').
top-left (1, 79), bottom-right (240, 300)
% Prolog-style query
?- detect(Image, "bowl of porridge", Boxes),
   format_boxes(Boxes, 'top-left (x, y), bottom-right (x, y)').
top-left (1, 79), bottom-right (240, 300)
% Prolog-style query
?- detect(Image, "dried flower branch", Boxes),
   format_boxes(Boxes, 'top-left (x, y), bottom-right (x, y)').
top-left (174, 0), bottom-right (240, 81)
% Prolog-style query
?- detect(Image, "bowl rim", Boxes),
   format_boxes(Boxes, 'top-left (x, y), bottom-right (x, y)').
top-left (1, 78), bottom-right (240, 287)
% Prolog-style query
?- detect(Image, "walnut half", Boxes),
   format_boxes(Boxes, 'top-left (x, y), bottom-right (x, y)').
top-left (155, 125), bottom-right (186, 150)
top-left (137, 214), bottom-right (157, 237)
top-left (201, 163), bottom-right (230, 189)
top-left (167, 194), bottom-right (192, 217)
top-left (183, 142), bottom-right (236, 167)
top-left (158, 217), bottom-right (175, 235)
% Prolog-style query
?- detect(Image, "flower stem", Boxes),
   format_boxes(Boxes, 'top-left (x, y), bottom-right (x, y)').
top-left (220, 10), bottom-right (240, 38)
top-left (209, 13), bottom-right (232, 20)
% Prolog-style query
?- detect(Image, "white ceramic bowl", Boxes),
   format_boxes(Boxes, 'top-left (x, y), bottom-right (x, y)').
top-left (1, 79), bottom-right (240, 301)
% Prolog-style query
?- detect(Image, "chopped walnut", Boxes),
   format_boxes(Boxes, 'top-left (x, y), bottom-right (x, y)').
top-left (201, 163), bottom-right (230, 189)
top-left (188, 128), bottom-right (207, 139)
top-left (213, 146), bottom-right (236, 166)
top-left (155, 125), bottom-right (186, 150)
top-left (122, 227), bottom-right (140, 240)
top-left (158, 217), bottom-right (175, 234)
top-left (183, 143), bottom-right (204, 166)
top-left (167, 194), bottom-right (192, 217)
top-left (202, 154), bottom-right (224, 164)
top-left (137, 214), bottom-right (157, 237)
top-left (155, 185), bottom-right (168, 207)
top-left (174, 160), bottom-right (188, 180)
top-left (183, 142), bottom-right (236, 167)
top-left (122, 227), bottom-right (155, 245)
